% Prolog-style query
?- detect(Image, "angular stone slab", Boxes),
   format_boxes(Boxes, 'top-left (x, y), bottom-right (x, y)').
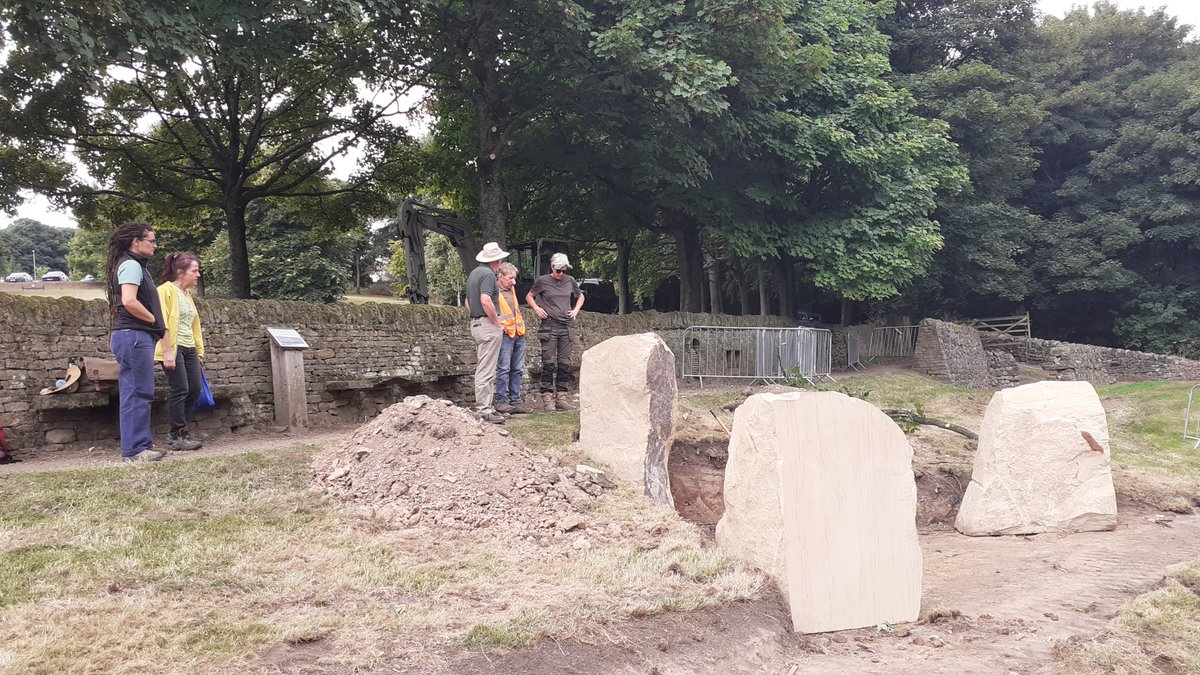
top-left (955, 381), bottom-right (1117, 536)
top-left (715, 392), bottom-right (922, 633)
top-left (579, 333), bottom-right (676, 507)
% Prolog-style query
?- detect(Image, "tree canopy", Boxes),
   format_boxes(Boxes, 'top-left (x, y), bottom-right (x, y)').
top-left (3, 0), bottom-right (1200, 356)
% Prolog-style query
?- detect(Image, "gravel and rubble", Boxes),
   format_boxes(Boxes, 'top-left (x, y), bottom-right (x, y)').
top-left (312, 395), bottom-right (616, 535)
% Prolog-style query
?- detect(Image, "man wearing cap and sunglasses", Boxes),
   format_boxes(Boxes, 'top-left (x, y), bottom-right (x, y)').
top-left (466, 242), bottom-right (510, 424)
top-left (526, 252), bottom-right (585, 411)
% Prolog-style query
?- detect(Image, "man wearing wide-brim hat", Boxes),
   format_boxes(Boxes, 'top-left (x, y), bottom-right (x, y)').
top-left (465, 242), bottom-right (509, 423)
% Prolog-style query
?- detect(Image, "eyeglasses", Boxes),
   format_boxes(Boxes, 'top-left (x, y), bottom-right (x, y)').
top-left (140, 238), bottom-right (158, 245)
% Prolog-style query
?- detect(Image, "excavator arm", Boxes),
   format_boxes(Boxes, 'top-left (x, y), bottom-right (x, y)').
top-left (395, 197), bottom-right (479, 304)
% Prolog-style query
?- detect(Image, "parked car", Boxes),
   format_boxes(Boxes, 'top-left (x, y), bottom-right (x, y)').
top-left (80, 274), bottom-right (96, 282)
top-left (4, 272), bottom-right (33, 283)
top-left (41, 271), bottom-right (69, 282)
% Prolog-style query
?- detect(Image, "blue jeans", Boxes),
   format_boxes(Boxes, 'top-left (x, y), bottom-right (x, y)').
top-left (496, 334), bottom-right (526, 405)
top-left (111, 329), bottom-right (157, 457)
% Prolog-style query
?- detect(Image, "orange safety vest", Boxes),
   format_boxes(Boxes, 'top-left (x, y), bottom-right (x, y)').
top-left (497, 287), bottom-right (526, 338)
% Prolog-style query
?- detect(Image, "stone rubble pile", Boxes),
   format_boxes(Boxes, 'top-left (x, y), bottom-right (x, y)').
top-left (312, 395), bottom-right (614, 533)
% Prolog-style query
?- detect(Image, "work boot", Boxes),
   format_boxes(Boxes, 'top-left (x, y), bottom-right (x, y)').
top-left (555, 392), bottom-right (577, 411)
top-left (494, 402), bottom-right (515, 414)
top-left (475, 408), bottom-right (506, 424)
top-left (512, 399), bottom-right (537, 414)
top-left (122, 448), bottom-right (166, 463)
top-left (168, 432), bottom-right (203, 451)
top-left (541, 392), bottom-right (557, 412)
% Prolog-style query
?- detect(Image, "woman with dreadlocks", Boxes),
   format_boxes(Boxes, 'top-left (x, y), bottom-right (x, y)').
top-left (106, 222), bottom-right (168, 462)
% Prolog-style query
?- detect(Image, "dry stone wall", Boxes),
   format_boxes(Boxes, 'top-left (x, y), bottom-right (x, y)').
top-left (912, 318), bottom-right (1200, 388)
top-left (912, 319), bottom-right (994, 389)
top-left (0, 293), bottom-right (795, 451)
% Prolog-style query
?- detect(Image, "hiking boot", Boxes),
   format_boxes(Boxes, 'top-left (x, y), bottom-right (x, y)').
top-left (541, 392), bottom-right (557, 412)
top-left (511, 400), bottom-right (537, 414)
top-left (168, 434), bottom-right (203, 451)
top-left (475, 408), bottom-right (506, 424)
top-left (555, 392), bottom-right (577, 411)
top-left (122, 449), bottom-right (166, 463)
top-left (494, 403), bottom-right (515, 414)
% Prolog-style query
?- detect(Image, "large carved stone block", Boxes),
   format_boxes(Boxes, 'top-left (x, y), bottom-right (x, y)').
top-left (716, 392), bottom-right (922, 633)
top-left (955, 381), bottom-right (1117, 536)
top-left (579, 333), bottom-right (676, 507)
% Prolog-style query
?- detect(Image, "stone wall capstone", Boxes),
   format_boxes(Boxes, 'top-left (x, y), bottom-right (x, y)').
top-left (0, 293), bottom-right (798, 452)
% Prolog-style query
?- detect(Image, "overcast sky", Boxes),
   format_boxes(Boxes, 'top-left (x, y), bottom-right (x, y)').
top-left (2, 0), bottom-right (1197, 231)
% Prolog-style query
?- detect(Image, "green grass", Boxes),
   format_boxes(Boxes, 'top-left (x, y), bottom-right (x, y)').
top-left (0, 287), bottom-right (105, 300)
top-left (816, 371), bottom-right (980, 411)
top-left (1052, 558), bottom-right (1200, 673)
top-left (1095, 381), bottom-right (1200, 509)
top-left (342, 294), bottom-right (407, 305)
top-left (0, 424), bottom-right (760, 673)
top-left (504, 409), bottom-right (579, 457)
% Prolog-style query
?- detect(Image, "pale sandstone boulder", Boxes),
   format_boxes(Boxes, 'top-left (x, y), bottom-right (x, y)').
top-left (716, 392), bottom-right (922, 633)
top-left (579, 333), bottom-right (676, 507)
top-left (955, 381), bottom-right (1117, 536)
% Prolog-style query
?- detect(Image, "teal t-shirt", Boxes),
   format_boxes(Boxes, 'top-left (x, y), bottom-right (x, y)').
top-left (117, 259), bottom-right (143, 286)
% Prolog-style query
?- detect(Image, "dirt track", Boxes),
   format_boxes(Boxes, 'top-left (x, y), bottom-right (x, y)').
top-left (452, 507), bottom-right (1200, 674)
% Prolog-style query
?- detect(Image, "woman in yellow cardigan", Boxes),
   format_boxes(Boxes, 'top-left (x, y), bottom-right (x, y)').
top-left (154, 253), bottom-right (206, 451)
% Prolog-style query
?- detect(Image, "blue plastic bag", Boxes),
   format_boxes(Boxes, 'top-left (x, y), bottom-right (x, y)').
top-left (194, 368), bottom-right (215, 413)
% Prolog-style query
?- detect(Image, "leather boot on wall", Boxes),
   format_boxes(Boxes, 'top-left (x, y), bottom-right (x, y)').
top-left (555, 392), bottom-right (577, 411)
top-left (541, 392), bottom-right (557, 412)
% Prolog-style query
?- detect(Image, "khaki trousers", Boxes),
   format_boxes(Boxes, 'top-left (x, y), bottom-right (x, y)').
top-left (471, 318), bottom-right (504, 409)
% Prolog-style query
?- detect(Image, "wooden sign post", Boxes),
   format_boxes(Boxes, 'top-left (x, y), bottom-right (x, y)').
top-left (267, 327), bottom-right (311, 430)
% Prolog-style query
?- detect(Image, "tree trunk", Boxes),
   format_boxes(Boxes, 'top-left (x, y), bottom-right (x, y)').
top-left (617, 237), bottom-right (633, 314)
top-left (476, 154), bottom-right (507, 247)
top-left (706, 252), bottom-right (723, 315)
top-left (733, 260), bottom-right (750, 315)
top-left (758, 263), bottom-right (770, 316)
top-left (673, 216), bottom-right (703, 313)
top-left (471, 9), bottom-right (507, 249)
top-left (841, 297), bottom-right (856, 326)
top-left (226, 202), bottom-right (251, 299)
top-left (777, 254), bottom-right (794, 318)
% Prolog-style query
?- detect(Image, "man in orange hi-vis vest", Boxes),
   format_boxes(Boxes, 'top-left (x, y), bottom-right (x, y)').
top-left (494, 262), bottom-right (534, 414)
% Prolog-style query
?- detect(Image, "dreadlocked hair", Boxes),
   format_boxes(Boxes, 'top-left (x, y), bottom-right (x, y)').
top-left (105, 222), bottom-right (154, 326)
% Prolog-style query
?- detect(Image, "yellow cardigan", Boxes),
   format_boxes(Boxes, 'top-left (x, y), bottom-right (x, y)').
top-left (153, 282), bottom-right (205, 361)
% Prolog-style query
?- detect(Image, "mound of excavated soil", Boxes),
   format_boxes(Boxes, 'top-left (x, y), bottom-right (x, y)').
top-left (311, 395), bottom-right (611, 533)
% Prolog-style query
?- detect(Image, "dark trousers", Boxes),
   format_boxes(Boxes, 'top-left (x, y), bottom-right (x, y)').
top-left (163, 345), bottom-right (202, 436)
top-left (538, 320), bottom-right (573, 393)
top-left (111, 329), bottom-right (156, 457)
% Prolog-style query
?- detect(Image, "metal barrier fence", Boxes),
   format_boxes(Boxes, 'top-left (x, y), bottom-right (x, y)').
top-left (866, 325), bottom-right (920, 358)
top-left (846, 333), bottom-right (865, 371)
top-left (681, 326), bottom-right (834, 386)
top-left (1184, 384), bottom-right (1200, 449)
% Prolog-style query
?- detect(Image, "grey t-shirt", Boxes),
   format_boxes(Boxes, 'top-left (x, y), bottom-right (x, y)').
top-left (465, 264), bottom-right (498, 318)
top-left (528, 273), bottom-right (581, 322)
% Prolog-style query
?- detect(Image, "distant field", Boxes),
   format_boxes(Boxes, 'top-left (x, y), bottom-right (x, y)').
top-left (0, 285), bottom-right (406, 305)
top-left (0, 283), bottom-right (106, 300)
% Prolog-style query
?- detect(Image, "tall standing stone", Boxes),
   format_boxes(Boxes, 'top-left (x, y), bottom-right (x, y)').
top-left (955, 381), bottom-right (1117, 536)
top-left (716, 392), bottom-right (922, 633)
top-left (579, 333), bottom-right (676, 507)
